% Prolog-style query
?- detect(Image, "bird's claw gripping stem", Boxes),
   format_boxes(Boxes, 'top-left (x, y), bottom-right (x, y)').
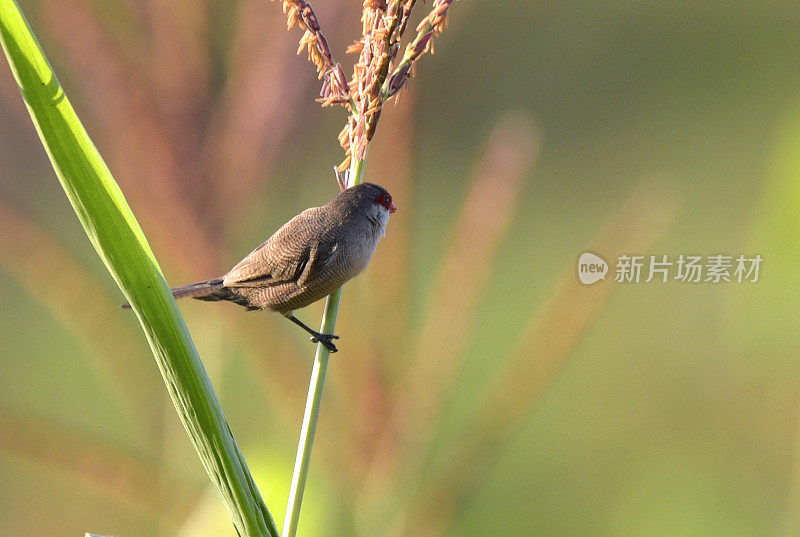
top-left (310, 332), bottom-right (340, 353)
top-left (287, 313), bottom-right (340, 352)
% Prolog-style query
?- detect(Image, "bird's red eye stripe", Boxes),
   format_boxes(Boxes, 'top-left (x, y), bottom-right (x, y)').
top-left (373, 193), bottom-right (397, 213)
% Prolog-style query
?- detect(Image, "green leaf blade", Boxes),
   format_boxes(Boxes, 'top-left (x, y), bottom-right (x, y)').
top-left (0, 2), bottom-right (278, 536)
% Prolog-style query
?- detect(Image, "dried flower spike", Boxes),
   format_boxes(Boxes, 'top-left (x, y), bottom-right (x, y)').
top-left (268, 0), bottom-right (458, 176)
top-left (270, 0), bottom-right (350, 103)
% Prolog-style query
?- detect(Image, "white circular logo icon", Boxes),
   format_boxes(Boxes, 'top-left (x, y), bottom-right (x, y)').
top-left (578, 252), bottom-right (608, 285)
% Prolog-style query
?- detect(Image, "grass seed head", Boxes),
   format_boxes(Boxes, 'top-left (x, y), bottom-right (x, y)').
top-left (269, 0), bottom-right (458, 180)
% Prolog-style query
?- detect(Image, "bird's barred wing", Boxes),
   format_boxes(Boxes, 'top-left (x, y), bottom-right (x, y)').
top-left (222, 207), bottom-right (334, 287)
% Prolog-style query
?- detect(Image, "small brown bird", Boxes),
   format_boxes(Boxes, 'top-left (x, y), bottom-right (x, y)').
top-left (124, 183), bottom-right (396, 352)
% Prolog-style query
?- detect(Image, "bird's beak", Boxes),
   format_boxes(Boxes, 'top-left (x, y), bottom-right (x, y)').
top-left (389, 201), bottom-right (397, 214)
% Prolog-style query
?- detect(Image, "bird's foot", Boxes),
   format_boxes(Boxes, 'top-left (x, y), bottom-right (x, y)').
top-left (310, 332), bottom-right (340, 353)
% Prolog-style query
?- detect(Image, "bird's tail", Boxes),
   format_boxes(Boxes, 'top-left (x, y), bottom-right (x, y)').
top-left (120, 278), bottom-right (229, 309)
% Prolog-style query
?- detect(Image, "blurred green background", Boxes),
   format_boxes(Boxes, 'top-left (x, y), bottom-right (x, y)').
top-left (2, 1), bottom-right (800, 536)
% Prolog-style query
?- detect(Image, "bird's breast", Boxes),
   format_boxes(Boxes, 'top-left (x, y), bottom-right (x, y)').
top-left (334, 227), bottom-right (380, 279)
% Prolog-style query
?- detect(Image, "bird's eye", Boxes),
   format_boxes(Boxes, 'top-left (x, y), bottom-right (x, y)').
top-left (373, 192), bottom-right (394, 212)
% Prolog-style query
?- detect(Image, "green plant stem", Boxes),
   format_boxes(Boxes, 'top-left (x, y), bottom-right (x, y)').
top-left (281, 288), bottom-right (340, 537)
top-left (282, 157), bottom-right (366, 537)
top-left (0, 3), bottom-right (277, 536)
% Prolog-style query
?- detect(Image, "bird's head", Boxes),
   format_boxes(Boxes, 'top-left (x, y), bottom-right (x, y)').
top-left (363, 183), bottom-right (395, 232)
top-left (332, 182), bottom-right (396, 232)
